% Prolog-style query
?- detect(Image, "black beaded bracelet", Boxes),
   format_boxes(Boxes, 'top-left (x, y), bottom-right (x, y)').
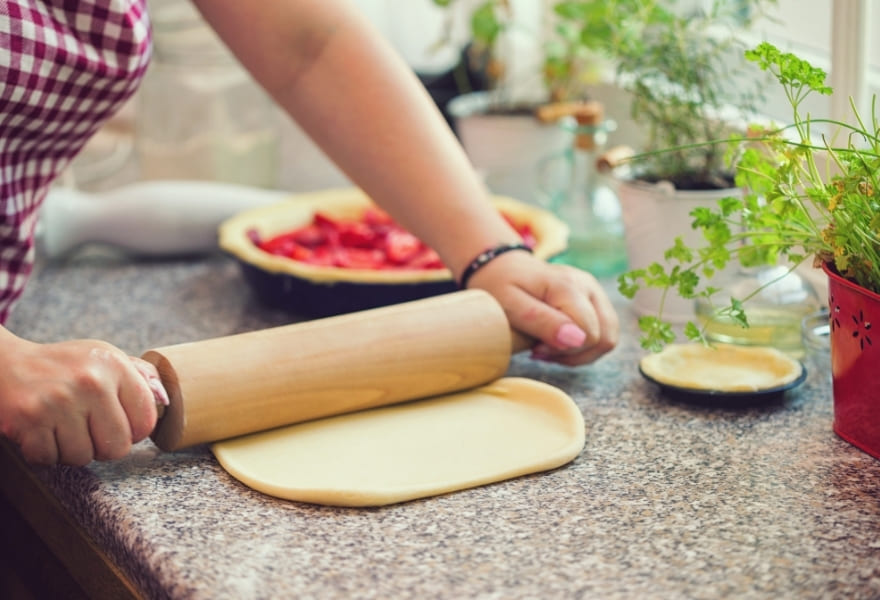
top-left (458, 243), bottom-right (533, 289)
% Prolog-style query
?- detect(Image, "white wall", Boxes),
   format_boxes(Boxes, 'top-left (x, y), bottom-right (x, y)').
top-left (75, 0), bottom-right (873, 191)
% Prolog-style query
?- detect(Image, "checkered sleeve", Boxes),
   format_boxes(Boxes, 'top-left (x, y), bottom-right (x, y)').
top-left (0, 0), bottom-right (151, 323)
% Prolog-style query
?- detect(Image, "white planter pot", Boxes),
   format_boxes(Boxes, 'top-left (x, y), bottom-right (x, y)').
top-left (448, 91), bottom-right (573, 204)
top-left (617, 177), bottom-right (741, 323)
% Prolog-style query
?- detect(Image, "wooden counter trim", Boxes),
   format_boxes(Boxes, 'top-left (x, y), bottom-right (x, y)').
top-left (0, 440), bottom-right (142, 600)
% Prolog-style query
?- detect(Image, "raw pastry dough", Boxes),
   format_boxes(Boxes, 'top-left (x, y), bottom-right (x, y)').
top-left (639, 343), bottom-right (803, 392)
top-left (212, 377), bottom-right (585, 506)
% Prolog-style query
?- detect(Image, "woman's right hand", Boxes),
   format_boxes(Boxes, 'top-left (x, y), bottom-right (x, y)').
top-left (0, 331), bottom-right (167, 466)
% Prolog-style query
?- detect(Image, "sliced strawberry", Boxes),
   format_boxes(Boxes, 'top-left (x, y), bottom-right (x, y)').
top-left (292, 224), bottom-right (327, 247)
top-left (384, 229), bottom-right (423, 265)
top-left (406, 247), bottom-right (444, 269)
top-left (304, 245), bottom-right (336, 266)
top-left (334, 247), bottom-right (386, 269)
top-left (288, 244), bottom-right (314, 262)
top-left (259, 232), bottom-right (298, 256)
top-left (337, 220), bottom-right (379, 248)
top-left (312, 212), bottom-right (339, 229)
top-left (253, 208), bottom-right (529, 271)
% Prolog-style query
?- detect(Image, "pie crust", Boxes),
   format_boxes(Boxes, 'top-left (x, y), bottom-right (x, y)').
top-left (639, 343), bottom-right (804, 393)
top-left (218, 187), bottom-right (569, 284)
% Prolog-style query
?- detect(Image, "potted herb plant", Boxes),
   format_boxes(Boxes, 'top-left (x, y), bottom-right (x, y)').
top-left (553, 0), bottom-right (776, 320)
top-left (618, 41), bottom-right (880, 460)
top-left (432, 0), bottom-right (603, 109)
top-left (428, 0), bottom-right (604, 202)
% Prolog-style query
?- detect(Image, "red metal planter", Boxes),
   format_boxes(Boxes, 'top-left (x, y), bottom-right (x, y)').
top-left (824, 263), bottom-right (880, 459)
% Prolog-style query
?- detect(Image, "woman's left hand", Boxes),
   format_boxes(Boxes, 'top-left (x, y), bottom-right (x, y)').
top-left (466, 250), bottom-right (619, 367)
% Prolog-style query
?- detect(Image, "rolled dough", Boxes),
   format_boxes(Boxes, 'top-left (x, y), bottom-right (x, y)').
top-left (212, 377), bottom-right (585, 506)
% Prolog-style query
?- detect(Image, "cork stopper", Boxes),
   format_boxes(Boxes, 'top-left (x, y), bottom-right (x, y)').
top-left (534, 101), bottom-right (588, 123)
top-left (571, 101), bottom-right (604, 151)
top-left (533, 100), bottom-right (605, 150)
top-left (597, 145), bottom-right (635, 173)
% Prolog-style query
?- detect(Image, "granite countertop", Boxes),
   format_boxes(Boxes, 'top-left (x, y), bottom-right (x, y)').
top-left (7, 251), bottom-right (880, 600)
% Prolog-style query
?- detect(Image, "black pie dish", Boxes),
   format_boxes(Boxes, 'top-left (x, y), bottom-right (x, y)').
top-left (219, 188), bottom-right (569, 319)
top-left (638, 362), bottom-right (807, 408)
top-left (637, 343), bottom-right (808, 408)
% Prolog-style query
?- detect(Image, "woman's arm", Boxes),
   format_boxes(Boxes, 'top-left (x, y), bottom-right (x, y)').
top-left (192, 0), bottom-right (512, 272)
top-left (191, 0), bottom-right (618, 363)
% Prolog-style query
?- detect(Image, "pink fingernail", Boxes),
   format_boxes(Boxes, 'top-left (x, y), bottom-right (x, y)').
top-left (555, 323), bottom-right (586, 348)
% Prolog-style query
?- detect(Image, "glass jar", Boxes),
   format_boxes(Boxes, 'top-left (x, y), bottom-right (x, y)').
top-left (135, 1), bottom-right (279, 187)
top-left (536, 102), bottom-right (628, 278)
top-left (694, 265), bottom-right (822, 358)
top-left (801, 308), bottom-right (831, 375)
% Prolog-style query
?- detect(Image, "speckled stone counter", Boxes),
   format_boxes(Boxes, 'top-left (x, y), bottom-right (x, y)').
top-left (6, 252), bottom-right (880, 600)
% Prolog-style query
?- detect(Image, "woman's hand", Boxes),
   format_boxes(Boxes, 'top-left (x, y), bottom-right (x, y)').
top-left (467, 250), bottom-right (619, 366)
top-left (0, 332), bottom-right (167, 466)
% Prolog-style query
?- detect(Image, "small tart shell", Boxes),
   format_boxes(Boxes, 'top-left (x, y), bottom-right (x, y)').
top-left (639, 343), bottom-right (804, 393)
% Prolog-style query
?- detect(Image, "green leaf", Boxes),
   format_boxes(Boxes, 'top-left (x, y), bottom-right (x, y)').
top-left (690, 207), bottom-right (717, 228)
top-left (745, 42), bottom-right (833, 95)
top-left (470, 2), bottom-right (503, 46)
top-left (675, 270), bottom-right (700, 298)
top-left (718, 195), bottom-right (744, 216)
top-left (727, 298), bottom-right (749, 328)
top-left (664, 237), bottom-right (693, 263)
top-left (638, 315), bottom-right (676, 352)
top-left (617, 269), bottom-right (645, 298)
top-left (683, 321), bottom-right (704, 342)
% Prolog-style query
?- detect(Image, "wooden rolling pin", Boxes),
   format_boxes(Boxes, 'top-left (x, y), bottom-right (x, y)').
top-left (143, 290), bottom-right (528, 451)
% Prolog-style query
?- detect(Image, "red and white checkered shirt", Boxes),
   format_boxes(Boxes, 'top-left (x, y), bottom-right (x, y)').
top-left (0, 0), bottom-right (151, 324)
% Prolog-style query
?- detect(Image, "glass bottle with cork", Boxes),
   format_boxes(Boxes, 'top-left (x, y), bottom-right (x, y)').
top-left (536, 101), bottom-right (628, 278)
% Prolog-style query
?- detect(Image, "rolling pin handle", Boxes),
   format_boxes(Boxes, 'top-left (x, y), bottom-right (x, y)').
top-left (511, 330), bottom-right (534, 354)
